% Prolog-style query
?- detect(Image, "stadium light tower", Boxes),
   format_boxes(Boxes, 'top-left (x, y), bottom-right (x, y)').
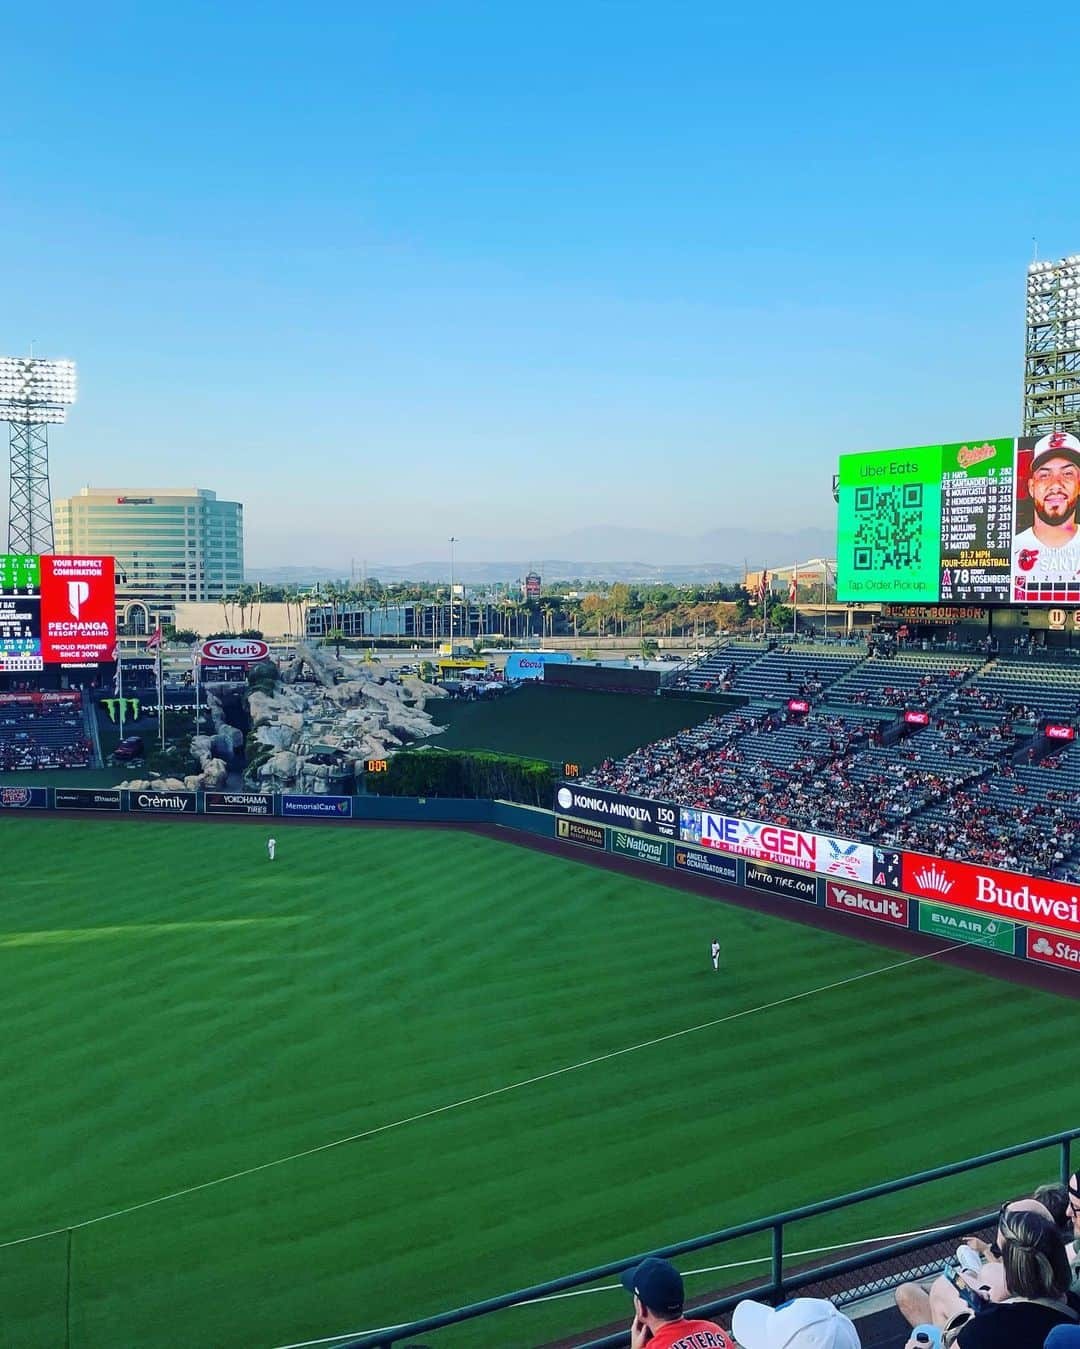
top-left (0, 356), bottom-right (77, 554)
top-left (1023, 256), bottom-right (1080, 438)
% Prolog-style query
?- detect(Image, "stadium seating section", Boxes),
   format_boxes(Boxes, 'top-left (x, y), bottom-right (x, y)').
top-left (587, 642), bottom-right (1080, 881)
top-left (0, 693), bottom-right (95, 771)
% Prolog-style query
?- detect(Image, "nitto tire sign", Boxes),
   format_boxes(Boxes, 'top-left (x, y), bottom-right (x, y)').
top-left (204, 792), bottom-right (273, 816)
top-left (553, 783), bottom-right (677, 838)
top-left (279, 794), bottom-right (353, 819)
top-left (54, 788), bottom-right (122, 811)
top-left (673, 846), bottom-right (738, 885)
top-left (744, 862), bottom-right (819, 904)
top-left (128, 791), bottom-right (196, 814)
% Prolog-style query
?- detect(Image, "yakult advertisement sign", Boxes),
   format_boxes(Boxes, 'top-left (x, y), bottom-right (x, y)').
top-left (200, 638), bottom-right (270, 665)
top-left (826, 882), bottom-right (909, 927)
top-left (903, 851), bottom-right (1080, 937)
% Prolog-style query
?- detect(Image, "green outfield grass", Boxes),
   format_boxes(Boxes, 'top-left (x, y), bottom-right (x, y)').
top-left (426, 685), bottom-right (719, 768)
top-left (0, 815), bottom-right (1077, 1349)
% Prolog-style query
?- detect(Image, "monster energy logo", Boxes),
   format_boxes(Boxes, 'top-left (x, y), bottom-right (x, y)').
top-left (102, 697), bottom-right (141, 723)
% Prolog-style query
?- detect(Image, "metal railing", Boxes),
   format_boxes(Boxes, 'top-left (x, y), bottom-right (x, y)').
top-left (338, 1126), bottom-right (1079, 1348)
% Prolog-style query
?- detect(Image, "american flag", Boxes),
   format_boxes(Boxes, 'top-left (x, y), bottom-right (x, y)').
top-left (145, 626), bottom-right (162, 650)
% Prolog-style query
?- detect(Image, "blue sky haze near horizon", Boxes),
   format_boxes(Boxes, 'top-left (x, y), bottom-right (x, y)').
top-left (2, 2), bottom-right (1077, 567)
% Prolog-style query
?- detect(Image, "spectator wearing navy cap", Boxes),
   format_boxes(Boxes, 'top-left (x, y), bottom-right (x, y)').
top-left (620, 1256), bottom-right (733, 1349)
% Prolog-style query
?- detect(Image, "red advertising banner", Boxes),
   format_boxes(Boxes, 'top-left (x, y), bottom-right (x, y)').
top-left (1026, 929), bottom-right (1080, 970)
top-left (1045, 724), bottom-right (1076, 741)
top-left (902, 851), bottom-right (1080, 937)
top-left (903, 710), bottom-right (930, 726)
top-left (40, 556), bottom-right (115, 664)
top-left (787, 698), bottom-right (810, 714)
top-left (0, 690), bottom-right (80, 705)
top-left (825, 881), bottom-right (909, 927)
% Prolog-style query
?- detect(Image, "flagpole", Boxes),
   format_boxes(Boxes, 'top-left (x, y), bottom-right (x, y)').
top-left (117, 646), bottom-right (124, 742)
top-left (823, 560), bottom-right (830, 640)
top-left (792, 562), bottom-right (798, 637)
top-left (157, 631), bottom-right (165, 755)
top-left (192, 644), bottom-right (200, 739)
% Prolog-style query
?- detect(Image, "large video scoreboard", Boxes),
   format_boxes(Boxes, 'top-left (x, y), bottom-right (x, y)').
top-left (836, 433), bottom-right (1080, 605)
top-left (0, 555), bottom-right (116, 672)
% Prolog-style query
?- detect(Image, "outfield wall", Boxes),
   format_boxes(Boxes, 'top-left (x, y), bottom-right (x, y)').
top-left (0, 784), bottom-right (1076, 976)
top-left (551, 781), bottom-right (1080, 975)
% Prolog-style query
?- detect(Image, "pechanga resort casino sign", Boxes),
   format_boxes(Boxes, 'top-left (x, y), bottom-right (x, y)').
top-left (903, 852), bottom-right (1080, 937)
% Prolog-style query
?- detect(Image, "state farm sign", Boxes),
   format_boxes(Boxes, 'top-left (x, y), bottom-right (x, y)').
top-left (903, 851), bottom-right (1080, 937)
top-left (199, 638), bottom-right (270, 665)
top-left (1026, 930), bottom-right (1080, 971)
top-left (826, 882), bottom-right (909, 927)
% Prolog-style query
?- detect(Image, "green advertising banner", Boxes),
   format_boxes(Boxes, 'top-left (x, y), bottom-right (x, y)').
top-left (836, 444), bottom-right (942, 602)
top-left (917, 900), bottom-right (1016, 952)
top-left (610, 829), bottom-right (671, 867)
top-left (0, 554), bottom-right (40, 590)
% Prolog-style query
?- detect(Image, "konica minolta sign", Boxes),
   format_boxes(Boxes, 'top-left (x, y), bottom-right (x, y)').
top-left (553, 783), bottom-right (678, 838)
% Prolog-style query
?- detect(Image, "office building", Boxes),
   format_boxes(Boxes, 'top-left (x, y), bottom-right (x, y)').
top-left (53, 487), bottom-right (243, 629)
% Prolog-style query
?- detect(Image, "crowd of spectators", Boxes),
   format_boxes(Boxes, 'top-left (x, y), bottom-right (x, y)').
top-left (0, 703), bottom-right (93, 771)
top-left (616, 1170), bottom-right (1080, 1348)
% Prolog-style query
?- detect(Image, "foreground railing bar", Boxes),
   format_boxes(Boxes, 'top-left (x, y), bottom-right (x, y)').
top-left (340, 1127), bottom-right (1080, 1347)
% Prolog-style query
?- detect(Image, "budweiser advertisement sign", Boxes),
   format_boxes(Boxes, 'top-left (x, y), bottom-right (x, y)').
top-left (902, 852), bottom-right (1080, 937)
top-left (199, 638), bottom-right (270, 665)
top-left (1026, 930), bottom-right (1080, 970)
top-left (825, 882), bottom-right (909, 927)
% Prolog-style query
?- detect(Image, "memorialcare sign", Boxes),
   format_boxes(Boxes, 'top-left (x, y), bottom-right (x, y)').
top-left (610, 830), bottom-right (671, 867)
top-left (744, 862), bottom-right (819, 904)
top-left (204, 792), bottom-right (273, 816)
top-left (555, 817), bottom-right (606, 850)
top-left (280, 795), bottom-right (353, 818)
top-left (917, 900), bottom-right (1015, 953)
top-left (903, 851), bottom-right (1080, 937)
top-left (673, 846), bottom-right (739, 884)
top-left (554, 784), bottom-right (678, 838)
top-left (128, 791), bottom-right (196, 813)
top-left (54, 788), bottom-right (122, 811)
top-left (825, 882), bottom-right (909, 927)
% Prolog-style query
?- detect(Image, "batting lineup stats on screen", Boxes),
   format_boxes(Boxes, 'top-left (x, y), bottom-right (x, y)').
top-left (836, 433), bottom-right (1080, 605)
top-left (0, 554), bottom-right (116, 671)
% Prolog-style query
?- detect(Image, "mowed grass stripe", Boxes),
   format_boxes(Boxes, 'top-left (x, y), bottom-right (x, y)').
top-left (0, 816), bottom-right (1075, 1348)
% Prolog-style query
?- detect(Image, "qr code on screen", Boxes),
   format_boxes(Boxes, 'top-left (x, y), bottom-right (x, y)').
top-left (852, 483), bottom-right (923, 570)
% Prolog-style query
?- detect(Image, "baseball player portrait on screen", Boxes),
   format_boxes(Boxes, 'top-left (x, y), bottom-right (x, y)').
top-left (1012, 431), bottom-right (1080, 601)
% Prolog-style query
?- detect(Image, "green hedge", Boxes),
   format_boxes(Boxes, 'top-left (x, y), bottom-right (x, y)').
top-left (371, 749), bottom-right (553, 805)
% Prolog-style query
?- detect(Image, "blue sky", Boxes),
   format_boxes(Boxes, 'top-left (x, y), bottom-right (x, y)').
top-left (3, 2), bottom-right (1077, 566)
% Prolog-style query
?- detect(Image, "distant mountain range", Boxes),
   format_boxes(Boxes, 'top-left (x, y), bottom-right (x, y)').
top-left (246, 525), bottom-right (834, 585)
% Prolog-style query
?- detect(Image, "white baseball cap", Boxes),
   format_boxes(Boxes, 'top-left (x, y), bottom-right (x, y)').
top-left (732, 1297), bottom-right (861, 1349)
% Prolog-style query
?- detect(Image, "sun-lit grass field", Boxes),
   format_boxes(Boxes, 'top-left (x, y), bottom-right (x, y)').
top-left (1, 814), bottom-right (1077, 1348)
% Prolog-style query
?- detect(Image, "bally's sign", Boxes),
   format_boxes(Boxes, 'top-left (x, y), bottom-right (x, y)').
top-left (553, 783), bottom-right (678, 838)
top-left (200, 638), bottom-right (270, 665)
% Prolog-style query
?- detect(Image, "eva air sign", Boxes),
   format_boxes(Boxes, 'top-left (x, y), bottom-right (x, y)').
top-left (917, 901), bottom-right (1015, 953)
top-left (611, 830), bottom-right (671, 867)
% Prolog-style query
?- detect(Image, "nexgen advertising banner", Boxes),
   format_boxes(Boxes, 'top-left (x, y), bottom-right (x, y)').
top-left (681, 809), bottom-right (818, 871)
top-left (903, 851), bottom-right (1080, 937)
top-left (40, 555), bottom-right (115, 663)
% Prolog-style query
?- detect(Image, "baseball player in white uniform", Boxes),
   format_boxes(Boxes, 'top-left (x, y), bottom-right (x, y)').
top-left (1012, 431), bottom-right (1080, 591)
top-left (267, 836), bottom-right (276, 862)
top-left (710, 937), bottom-right (721, 971)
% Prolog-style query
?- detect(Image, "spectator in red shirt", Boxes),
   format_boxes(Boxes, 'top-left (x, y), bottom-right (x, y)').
top-left (620, 1257), bottom-right (733, 1349)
